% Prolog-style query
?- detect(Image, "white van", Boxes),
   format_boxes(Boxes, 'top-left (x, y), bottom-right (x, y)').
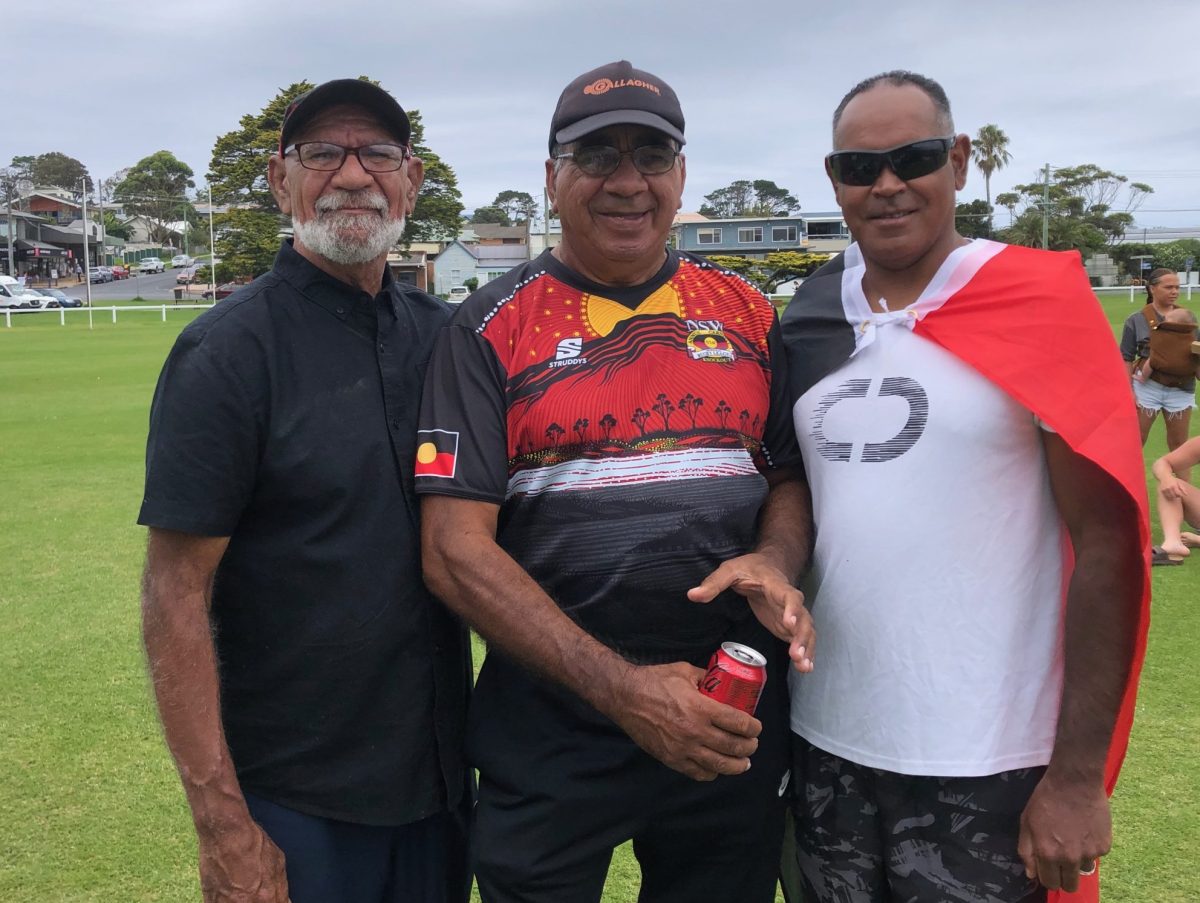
top-left (0, 275), bottom-right (43, 309)
top-left (448, 286), bottom-right (470, 303)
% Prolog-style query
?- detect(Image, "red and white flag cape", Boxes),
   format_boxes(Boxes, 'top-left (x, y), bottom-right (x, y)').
top-left (780, 241), bottom-right (1151, 903)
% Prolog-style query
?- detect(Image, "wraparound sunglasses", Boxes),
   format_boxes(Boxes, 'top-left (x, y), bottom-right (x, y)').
top-left (826, 136), bottom-right (955, 186)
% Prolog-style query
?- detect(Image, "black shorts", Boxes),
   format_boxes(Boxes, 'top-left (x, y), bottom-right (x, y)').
top-left (787, 735), bottom-right (1046, 903)
top-left (470, 619), bottom-right (791, 903)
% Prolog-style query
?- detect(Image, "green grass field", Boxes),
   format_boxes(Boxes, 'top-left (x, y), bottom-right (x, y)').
top-left (0, 297), bottom-right (1196, 901)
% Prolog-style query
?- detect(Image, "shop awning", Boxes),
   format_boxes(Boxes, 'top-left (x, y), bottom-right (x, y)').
top-left (16, 239), bottom-right (72, 258)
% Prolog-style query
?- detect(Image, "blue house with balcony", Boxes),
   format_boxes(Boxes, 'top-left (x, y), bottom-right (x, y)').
top-left (674, 212), bottom-right (850, 259)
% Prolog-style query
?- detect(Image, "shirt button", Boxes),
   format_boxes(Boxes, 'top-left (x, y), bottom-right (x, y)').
top-left (379, 342), bottom-right (386, 353)
top-left (391, 420), bottom-right (400, 430)
top-left (336, 306), bottom-right (345, 316)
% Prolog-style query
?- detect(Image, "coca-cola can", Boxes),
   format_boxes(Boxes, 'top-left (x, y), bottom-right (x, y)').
top-left (699, 642), bottom-right (767, 715)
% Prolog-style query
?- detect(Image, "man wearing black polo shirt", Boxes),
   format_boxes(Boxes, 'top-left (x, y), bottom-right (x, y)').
top-left (138, 79), bottom-right (470, 903)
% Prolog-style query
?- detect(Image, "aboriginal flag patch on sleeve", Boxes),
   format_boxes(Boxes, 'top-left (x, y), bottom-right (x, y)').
top-left (415, 430), bottom-right (459, 478)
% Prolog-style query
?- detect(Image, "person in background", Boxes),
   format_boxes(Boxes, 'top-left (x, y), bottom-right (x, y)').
top-left (1150, 434), bottom-right (1200, 563)
top-left (1121, 267), bottom-right (1195, 448)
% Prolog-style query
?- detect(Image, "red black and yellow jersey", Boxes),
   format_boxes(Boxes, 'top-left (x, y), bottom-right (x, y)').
top-left (416, 249), bottom-right (801, 662)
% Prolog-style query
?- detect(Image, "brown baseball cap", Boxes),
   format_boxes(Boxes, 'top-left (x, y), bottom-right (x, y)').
top-left (548, 60), bottom-right (685, 154)
top-left (279, 78), bottom-right (411, 155)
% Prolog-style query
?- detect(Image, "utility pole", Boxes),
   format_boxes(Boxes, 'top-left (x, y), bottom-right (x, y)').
top-left (97, 179), bottom-right (107, 267)
top-left (1041, 163), bottom-right (1050, 250)
top-left (207, 183), bottom-right (216, 296)
top-left (81, 179), bottom-right (93, 312)
top-left (5, 182), bottom-right (13, 277)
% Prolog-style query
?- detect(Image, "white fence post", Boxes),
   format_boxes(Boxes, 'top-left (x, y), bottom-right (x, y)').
top-left (112, 306), bottom-right (117, 323)
top-left (59, 309), bottom-right (65, 326)
top-left (161, 305), bottom-right (167, 322)
top-left (4, 309), bottom-right (9, 328)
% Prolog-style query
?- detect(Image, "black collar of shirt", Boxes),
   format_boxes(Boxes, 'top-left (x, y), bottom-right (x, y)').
top-left (273, 239), bottom-right (399, 322)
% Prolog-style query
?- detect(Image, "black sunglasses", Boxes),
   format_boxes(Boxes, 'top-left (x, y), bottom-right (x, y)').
top-left (827, 136), bottom-right (956, 186)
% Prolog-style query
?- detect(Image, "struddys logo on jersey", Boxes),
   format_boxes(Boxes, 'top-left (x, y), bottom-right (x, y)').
top-left (685, 320), bottom-right (736, 363)
top-left (548, 337), bottom-right (588, 370)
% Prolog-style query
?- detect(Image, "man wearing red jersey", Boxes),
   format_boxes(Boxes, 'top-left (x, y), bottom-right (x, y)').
top-left (417, 60), bottom-right (815, 902)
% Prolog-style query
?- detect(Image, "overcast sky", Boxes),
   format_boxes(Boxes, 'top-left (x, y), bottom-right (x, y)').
top-left (11, 0), bottom-right (1199, 229)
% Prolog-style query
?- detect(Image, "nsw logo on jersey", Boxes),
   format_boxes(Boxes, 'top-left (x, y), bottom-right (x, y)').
top-left (415, 429), bottom-right (459, 478)
top-left (685, 319), bottom-right (736, 363)
top-left (548, 337), bottom-right (588, 370)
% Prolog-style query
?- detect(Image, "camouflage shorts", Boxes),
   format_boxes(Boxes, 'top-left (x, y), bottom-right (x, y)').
top-left (788, 735), bottom-right (1046, 903)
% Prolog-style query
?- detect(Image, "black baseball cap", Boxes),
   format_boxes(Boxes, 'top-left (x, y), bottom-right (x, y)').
top-left (279, 78), bottom-right (411, 155)
top-left (548, 60), bottom-right (685, 154)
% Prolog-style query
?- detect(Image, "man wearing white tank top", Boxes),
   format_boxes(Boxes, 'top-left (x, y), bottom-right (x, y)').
top-left (779, 71), bottom-right (1149, 903)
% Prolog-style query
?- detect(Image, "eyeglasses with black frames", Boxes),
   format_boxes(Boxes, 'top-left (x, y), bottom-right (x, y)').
top-left (826, 137), bottom-right (956, 187)
top-left (554, 145), bottom-right (680, 178)
top-left (283, 142), bottom-right (411, 173)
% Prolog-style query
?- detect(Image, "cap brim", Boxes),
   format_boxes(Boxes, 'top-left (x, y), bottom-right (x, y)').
top-left (281, 79), bottom-right (411, 151)
top-left (554, 109), bottom-right (685, 149)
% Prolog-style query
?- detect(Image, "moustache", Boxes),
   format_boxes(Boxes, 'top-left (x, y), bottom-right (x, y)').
top-left (315, 190), bottom-right (388, 215)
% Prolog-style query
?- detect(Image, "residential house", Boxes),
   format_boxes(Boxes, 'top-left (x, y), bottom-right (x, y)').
top-left (386, 250), bottom-right (428, 290)
top-left (433, 240), bottom-right (478, 295)
top-left (23, 189), bottom-right (83, 225)
top-left (674, 212), bottom-right (850, 259)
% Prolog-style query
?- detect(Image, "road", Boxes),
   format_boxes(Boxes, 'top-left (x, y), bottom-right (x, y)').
top-left (52, 268), bottom-right (215, 303)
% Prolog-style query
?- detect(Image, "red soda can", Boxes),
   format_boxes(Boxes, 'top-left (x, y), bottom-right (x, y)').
top-left (699, 642), bottom-right (767, 715)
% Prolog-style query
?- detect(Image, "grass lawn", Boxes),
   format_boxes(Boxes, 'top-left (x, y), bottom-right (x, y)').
top-left (0, 296), bottom-right (1196, 901)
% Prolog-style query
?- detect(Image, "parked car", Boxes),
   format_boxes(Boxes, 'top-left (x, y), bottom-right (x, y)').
top-left (88, 267), bottom-right (106, 284)
top-left (171, 254), bottom-right (194, 268)
top-left (33, 288), bottom-right (82, 308)
top-left (110, 265), bottom-right (129, 280)
top-left (0, 277), bottom-right (44, 308)
top-left (448, 286), bottom-right (471, 303)
top-left (139, 257), bottom-right (165, 274)
top-left (98, 266), bottom-right (114, 282)
top-left (202, 282), bottom-right (242, 301)
top-left (176, 264), bottom-right (201, 284)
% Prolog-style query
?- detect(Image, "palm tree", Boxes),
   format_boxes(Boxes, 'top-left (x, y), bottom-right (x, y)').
top-left (971, 125), bottom-right (1012, 230)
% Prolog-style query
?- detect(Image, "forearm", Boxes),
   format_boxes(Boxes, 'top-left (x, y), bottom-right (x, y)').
top-left (422, 508), bottom-right (633, 717)
top-left (1049, 535), bottom-right (1141, 782)
top-left (141, 538), bottom-right (248, 832)
top-left (751, 466), bottom-right (813, 582)
top-left (1151, 457), bottom-right (1175, 482)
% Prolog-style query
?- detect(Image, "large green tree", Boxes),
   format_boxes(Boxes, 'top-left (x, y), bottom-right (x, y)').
top-left (955, 200), bottom-right (993, 240)
top-left (493, 190), bottom-right (536, 223)
top-left (214, 209), bottom-right (281, 279)
top-left (471, 206), bottom-right (511, 226)
top-left (209, 81), bottom-right (312, 211)
top-left (114, 151), bottom-right (196, 244)
top-left (405, 109), bottom-right (463, 242)
top-left (700, 180), bottom-right (800, 218)
top-left (29, 152), bottom-right (92, 193)
top-left (998, 165), bottom-right (1153, 257)
top-left (707, 251), bottom-right (829, 293)
top-left (970, 124), bottom-right (1011, 224)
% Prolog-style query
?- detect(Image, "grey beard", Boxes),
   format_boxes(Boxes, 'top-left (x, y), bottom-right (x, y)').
top-left (293, 211), bottom-right (406, 265)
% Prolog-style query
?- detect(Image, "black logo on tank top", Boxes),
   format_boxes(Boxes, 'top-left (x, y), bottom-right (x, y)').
top-left (810, 376), bottom-right (928, 463)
